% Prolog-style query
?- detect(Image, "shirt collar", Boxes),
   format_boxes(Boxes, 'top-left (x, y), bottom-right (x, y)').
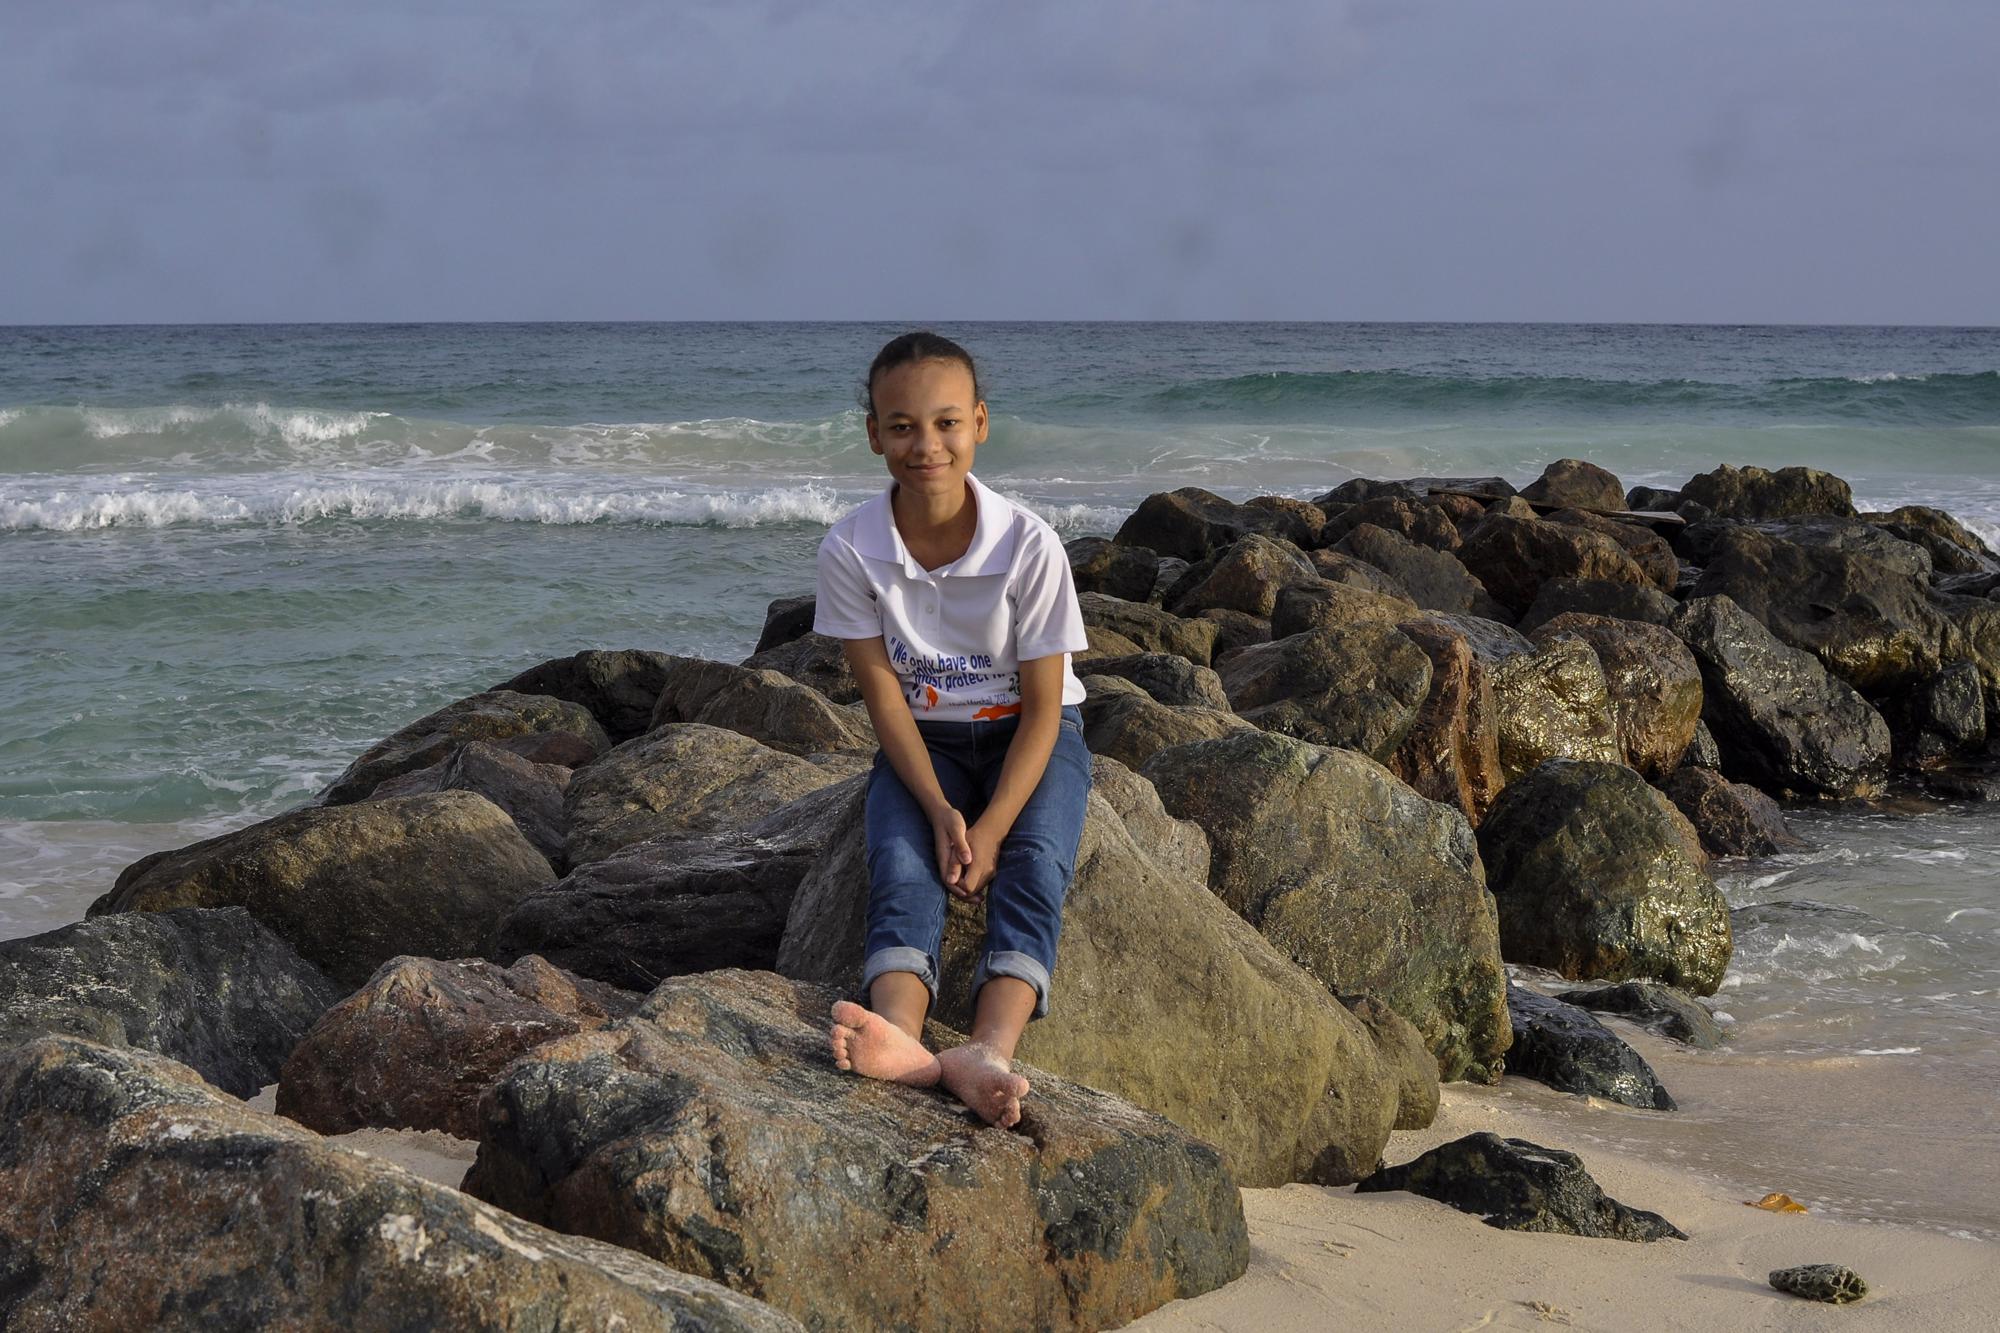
top-left (851, 473), bottom-right (1018, 578)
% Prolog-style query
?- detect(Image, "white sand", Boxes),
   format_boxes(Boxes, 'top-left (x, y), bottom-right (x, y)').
top-left (246, 1085), bottom-right (478, 1190)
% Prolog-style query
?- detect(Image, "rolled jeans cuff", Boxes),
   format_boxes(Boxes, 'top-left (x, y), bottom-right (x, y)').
top-left (971, 950), bottom-right (1052, 1020)
top-left (861, 946), bottom-right (937, 1005)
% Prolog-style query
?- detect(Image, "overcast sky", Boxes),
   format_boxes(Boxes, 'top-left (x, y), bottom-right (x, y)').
top-left (3, 0), bottom-right (1995, 324)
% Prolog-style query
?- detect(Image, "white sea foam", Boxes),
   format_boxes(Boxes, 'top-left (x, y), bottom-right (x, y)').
top-left (76, 402), bottom-right (379, 447)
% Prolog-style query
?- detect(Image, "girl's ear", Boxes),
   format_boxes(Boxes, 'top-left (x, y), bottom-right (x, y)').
top-left (865, 414), bottom-right (885, 455)
top-left (974, 398), bottom-right (989, 444)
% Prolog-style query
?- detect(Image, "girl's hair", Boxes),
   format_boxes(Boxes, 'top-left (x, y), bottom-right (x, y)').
top-left (859, 331), bottom-right (982, 418)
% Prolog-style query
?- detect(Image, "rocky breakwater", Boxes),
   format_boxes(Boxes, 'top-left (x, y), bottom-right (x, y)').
top-left (13, 456), bottom-right (1998, 1328)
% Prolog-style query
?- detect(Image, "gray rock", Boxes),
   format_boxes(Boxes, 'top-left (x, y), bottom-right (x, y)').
top-left (1342, 994), bottom-right (1442, 1130)
top-left (0, 1036), bottom-right (800, 1332)
top-left (1659, 767), bottom-right (1806, 858)
top-left (1477, 760), bottom-right (1733, 995)
top-left (1066, 535), bottom-right (1161, 600)
top-left (1769, 1264), bottom-right (1869, 1305)
top-left (1217, 624), bottom-right (1434, 762)
top-left (373, 740), bottom-right (571, 868)
top-left (1518, 577), bottom-right (1681, 633)
top-left (1679, 464), bottom-right (1855, 519)
top-left (1078, 678), bottom-right (1256, 772)
top-left (1270, 579), bottom-right (1418, 637)
top-left (89, 793), bottom-right (556, 989)
top-left (464, 971), bottom-right (1250, 1332)
top-left (753, 594), bottom-right (818, 653)
top-left (1357, 1132), bottom-right (1686, 1241)
top-left (1334, 523), bottom-right (1499, 615)
top-left (1553, 980), bottom-right (1724, 1049)
top-left (650, 657), bottom-right (874, 756)
top-left (492, 649), bottom-right (675, 743)
top-left (741, 631), bottom-right (861, 704)
top-left (319, 689), bottom-right (610, 805)
top-left (0, 907), bottom-right (339, 1097)
top-left (1088, 755), bottom-right (1211, 886)
top-left (1080, 652), bottom-right (1230, 709)
top-left (1165, 534), bottom-right (1321, 619)
top-left (1506, 987), bottom-right (1676, 1109)
top-left (1520, 459), bottom-right (1626, 513)
top-left (1532, 614), bottom-right (1701, 779)
top-left (1144, 731), bottom-right (1510, 1083)
top-left (1079, 593), bottom-right (1220, 665)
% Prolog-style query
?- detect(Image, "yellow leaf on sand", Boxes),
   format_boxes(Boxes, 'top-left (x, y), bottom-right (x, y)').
top-left (1746, 1192), bottom-right (1809, 1214)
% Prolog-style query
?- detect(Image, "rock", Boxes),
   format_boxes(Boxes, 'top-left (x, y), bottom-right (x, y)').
top-left (1321, 496), bottom-right (1463, 551)
top-left (1553, 980), bottom-right (1724, 1049)
top-left (1309, 546), bottom-right (1419, 595)
top-left (564, 723), bottom-right (866, 868)
top-left (778, 787), bottom-right (1401, 1186)
top-left (1334, 523), bottom-right (1499, 615)
top-left (742, 631), bottom-right (861, 705)
top-left (464, 972), bottom-right (1249, 1331)
top-left (1144, 731), bottom-right (1510, 1083)
top-left (1079, 679), bottom-right (1256, 771)
top-left (1488, 632), bottom-right (1623, 781)
top-left (1679, 464), bottom-right (1856, 519)
top-left (1165, 534), bottom-right (1321, 619)
top-left (753, 594), bottom-right (818, 653)
top-left (496, 777), bottom-right (863, 991)
top-left (319, 690), bottom-right (610, 805)
top-left (1669, 595), bottom-right (1891, 798)
top-left (1685, 521), bottom-right (1951, 694)
top-left (277, 954), bottom-right (636, 1139)
top-left (1532, 613), bottom-right (1701, 778)
top-left (1388, 618), bottom-right (1506, 825)
top-left (1885, 658), bottom-right (1988, 763)
top-left (492, 650), bottom-right (675, 744)
top-left (0, 1036), bottom-right (799, 1332)
top-left (1627, 485), bottom-right (1682, 511)
top-left (1769, 1264), bottom-right (1870, 1305)
top-left (1079, 593), bottom-right (1220, 665)
top-left (1544, 509), bottom-right (1680, 592)
top-left (1269, 579), bottom-right (1417, 638)
top-left (1867, 504), bottom-right (2000, 577)
top-left (1685, 720), bottom-right (1722, 769)
top-left (89, 793), bottom-right (555, 989)
top-left (1088, 755), bottom-right (1211, 886)
top-left (1079, 652), bottom-right (1230, 709)
top-left (1196, 607), bottom-right (1272, 657)
top-left (1356, 1132), bottom-right (1687, 1241)
top-left (1341, 995), bottom-right (1442, 1129)
top-left (1518, 576), bottom-right (1679, 633)
top-left (373, 740), bottom-right (571, 867)
top-left (1065, 535), bottom-right (1161, 600)
top-left (1660, 767), bottom-right (1806, 857)
top-left (1113, 486), bottom-right (1316, 561)
top-left (0, 907), bottom-right (339, 1097)
top-left (1521, 459), bottom-right (1626, 512)
top-left (1150, 556), bottom-right (1191, 601)
top-left (1487, 495), bottom-right (1538, 519)
top-left (1505, 987), bottom-right (1676, 1109)
top-left (650, 657), bottom-right (874, 756)
top-left (1078, 624), bottom-right (1148, 663)
top-left (1245, 494), bottom-right (1329, 547)
top-left (1315, 476), bottom-right (1515, 508)
top-left (1217, 624), bottom-right (1434, 762)
top-left (1457, 514), bottom-right (1652, 617)
top-left (1477, 760), bottom-right (1733, 994)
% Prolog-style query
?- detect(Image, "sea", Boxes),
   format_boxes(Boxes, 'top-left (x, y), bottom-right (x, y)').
top-left (4, 322), bottom-right (1997, 1237)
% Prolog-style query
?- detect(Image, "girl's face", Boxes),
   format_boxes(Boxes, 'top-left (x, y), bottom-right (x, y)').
top-left (866, 359), bottom-right (987, 501)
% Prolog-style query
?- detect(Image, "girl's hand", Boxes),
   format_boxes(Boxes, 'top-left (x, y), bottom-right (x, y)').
top-left (931, 806), bottom-right (974, 893)
top-left (958, 822), bottom-right (1004, 899)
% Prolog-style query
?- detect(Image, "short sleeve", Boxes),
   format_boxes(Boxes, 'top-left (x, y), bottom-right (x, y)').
top-left (1010, 522), bottom-right (1090, 661)
top-left (812, 532), bottom-right (881, 639)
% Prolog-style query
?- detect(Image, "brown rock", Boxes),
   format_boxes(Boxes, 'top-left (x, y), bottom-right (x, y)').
top-left (1520, 459), bottom-right (1626, 512)
top-left (373, 740), bottom-right (571, 868)
top-left (1390, 618), bottom-right (1506, 824)
top-left (1335, 523), bottom-right (1501, 615)
top-left (1066, 535), bottom-right (1161, 600)
top-left (1080, 593), bottom-right (1221, 665)
top-left (1080, 677), bottom-right (1256, 772)
top-left (651, 657), bottom-right (873, 756)
top-left (319, 690), bottom-right (610, 805)
top-left (492, 649), bottom-right (675, 743)
top-left (1534, 613), bottom-right (1702, 779)
top-left (1080, 652), bottom-right (1230, 708)
top-left (1310, 547), bottom-right (1421, 598)
top-left (1457, 515), bottom-right (1652, 617)
top-left (1165, 534), bottom-right (1321, 618)
top-left (1343, 994), bottom-right (1443, 1130)
top-left (1679, 464), bottom-right (1856, 519)
top-left (1322, 496), bottom-right (1463, 551)
top-left (1545, 508), bottom-right (1680, 592)
top-left (1519, 577), bottom-right (1680, 632)
top-left (742, 631), bottom-right (861, 704)
top-left (1218, 624), bottom-right (1434, 762)
top-left (1270, 579), bottom-right (1417, 638)
top-left (1660, 767), bottom-right (1807, 858)
top-left (1196, 607), bottom-right (1273, 658)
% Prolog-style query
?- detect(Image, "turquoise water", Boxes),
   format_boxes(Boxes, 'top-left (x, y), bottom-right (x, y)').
top-left (3, 323), bottom-right (1998, 1237)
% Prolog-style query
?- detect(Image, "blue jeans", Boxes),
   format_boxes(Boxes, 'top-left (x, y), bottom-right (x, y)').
top-left (862, 704), bottom-right (1091, 1020)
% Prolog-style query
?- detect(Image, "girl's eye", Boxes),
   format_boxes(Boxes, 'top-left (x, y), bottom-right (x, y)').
top-left (939, 418), bottom-right (959, 428)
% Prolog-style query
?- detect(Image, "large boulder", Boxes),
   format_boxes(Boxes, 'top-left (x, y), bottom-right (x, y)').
top-left (373, 740), bottom-right (570, 868)
top-left (1553, 980), bottom-right (1725, 1050)
top-left (1320, 496), bottom-right (1463, 552)
top-left (1087, 755), bottom-right (1212, 886)
top-left (753, 593), bottom-right (817, 652)
top-left (89, 793), bottom-right (555, 989)
top-left (1685, 521), bottom-right (1953, 693)
top-left (1678, 464), bottom-right (1855, 519)
top-left (1164, 534), bottom-right (1320, 619)
top-left (1504, 987), bottom-right (1675, 1110)
top-left (319, 690), bottom-right (611, 805)
top-left (1486, 630), bottom-right (1623, 781)
top-left (1669, 595), bottom-right (1891, 798)
top-left (1217, 624), bottom-right (1433, 762)
top-left (650, 657), bottom-right (874, 756)
top-left (0, 907), bottom-right (339, 1097)
top-left (1388, 617), bottom-right (1506, 825)
top-left (1544, 509), bottom-right (1679, 592)
top-left (741, 631), bottom-right (861, 704)
top-left (1885, 658), bottom-right (1990, 763)
top-left (1078, 677), bottom-right (1256, 771)
top-left (1659, 767), bottom-right (1806, 858)
top-left (492, 649), bottom-right (675, 743)
top-left (1866, 505), bottom-right (2000, 577)
top-left (464, 970), bottom-right (1250, 1332)
top-left (1269, 579), bottom-right (1417, 637)
top-left (0, 1036), bottom-right (799, 1332)
top-left (1334, 523), bottom-right (1499, 615)
top-left (1066, 535), bottom-right (1161, 600)
top-left (1079, 593), bottom-right (1220, 665)
top-left (564, 723), bottom-right (866, 867)
top-left (1456, 515), bottom-right (1652, 617)
top-left (1357, 1132), bottom-right (1686, 1242)
top-left (1341, 995), bottom-right (1441, 1130)
top-left (1079, 652), bottom-right (1229, 709)
top-left (1477, 760), bottom-right (1733, 994)
top-left (777, 786), bottom-right (1403, 1186)
top-left (496, 777), bottom-right (864, 990)
top-left (1144, 732), bottom-right (1510, 1082)
top-left (1520, 459), bottom-right (1626, 513)
top-left (1518, 576), bottom-right (1680, 633)
top-left (1114, 486), bottom-right (1316, 561)
top-left (1310, 547), bottom-right (1423, 598)
top-left (277, 954), bottom-right (638, 1139)
top-left (1532, 613), bottom-right (1702, 779)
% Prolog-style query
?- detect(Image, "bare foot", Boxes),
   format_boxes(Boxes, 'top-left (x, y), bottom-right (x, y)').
top-left (828, 1001), bottom-right (941, 1087)
top-left (937, 1041), bottom-right (1032, 1128)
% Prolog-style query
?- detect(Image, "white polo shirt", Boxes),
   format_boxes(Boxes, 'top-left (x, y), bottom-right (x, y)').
top-left (814, 474), bottom-right (1089, 722)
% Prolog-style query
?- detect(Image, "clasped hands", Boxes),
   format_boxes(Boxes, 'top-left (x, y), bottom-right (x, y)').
top-left (930, 806), bottom-right (1002, 901)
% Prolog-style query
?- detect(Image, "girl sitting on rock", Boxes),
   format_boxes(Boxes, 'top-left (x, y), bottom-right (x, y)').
top-left (816, 330), bottom-right (1093, 1128)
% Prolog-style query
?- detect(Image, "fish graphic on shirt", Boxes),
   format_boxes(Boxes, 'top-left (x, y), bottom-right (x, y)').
top-left (971, 703), bottom-right (1022, 721)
